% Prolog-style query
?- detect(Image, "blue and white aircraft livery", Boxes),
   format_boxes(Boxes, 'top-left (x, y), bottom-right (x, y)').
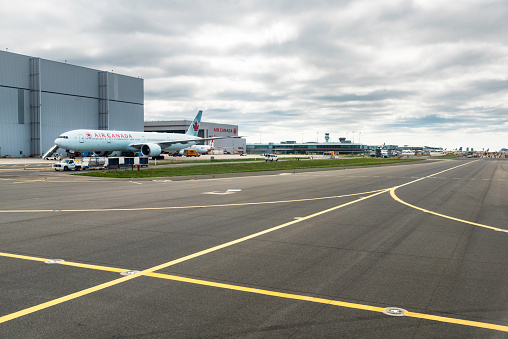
top-left (54, 111), bottom-right (236, 157)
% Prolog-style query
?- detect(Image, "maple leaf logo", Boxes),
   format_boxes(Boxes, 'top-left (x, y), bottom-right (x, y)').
top-left (193, 121), bottom-right (199, 132)
top-left (86, 132), bottom-right (92, 138)
top-left (233, 128), bottom-right (237, 135)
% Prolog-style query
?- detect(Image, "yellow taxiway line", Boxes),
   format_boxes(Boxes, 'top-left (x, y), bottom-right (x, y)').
top-left (390, 189), bottom-right (508, 233)
top-left (148, 273), bottom-right (508, 333)
top-left (0, 189), bottom-right (386, 213)
top-left (0, 189), bottom-right (389, 324)
top-left (389, 160), bottom-right (507, 234)
top-left (1, 251), bottom-right (507, 332)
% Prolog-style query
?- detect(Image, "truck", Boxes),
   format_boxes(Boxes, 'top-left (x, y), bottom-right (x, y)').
top-left (265, 154), bottom-right (278, 162)
top-left (184, 149), bottom-right (200, 157)
top-left (52, 159), bottom-right (83, 171)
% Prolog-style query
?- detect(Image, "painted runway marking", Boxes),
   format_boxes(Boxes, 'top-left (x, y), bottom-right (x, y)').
top-left (203, 188), bottom-right (243, 195)
top-left (0, 189), bottom-right (389, 324)
top-left (389, 160), bottom-right (506, 233)
top-left (0, 190), bottom-right (386, 213)
top-left (390, 189), bottom-right (507, 233)
top-left (1, 251), bottom-right (507, 332)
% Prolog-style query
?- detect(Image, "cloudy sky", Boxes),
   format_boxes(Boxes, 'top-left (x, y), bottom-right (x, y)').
top-left (2, 0), bottom-right (507, 150)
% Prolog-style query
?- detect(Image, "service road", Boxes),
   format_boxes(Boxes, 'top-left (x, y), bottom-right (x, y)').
top-left (0, 159), bottom-right (507, 337)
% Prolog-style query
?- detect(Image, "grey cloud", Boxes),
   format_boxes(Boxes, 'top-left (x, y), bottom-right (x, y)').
top-left (317, 90), bottom-right (414, 103)
top-left (432, 79), bottom-right (508, 103)
top-left (145, 85), bottom-right (197, 101)
top-left (385, 110), bottom-right (508, 131)
top-left (471, 79), bottom-right (508, 95)
top-left (215, 91), bottom-right (285, 102)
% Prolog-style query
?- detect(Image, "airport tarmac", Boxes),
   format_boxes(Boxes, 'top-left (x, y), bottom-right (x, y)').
top-left (0, 158), bottom-right (507, 337)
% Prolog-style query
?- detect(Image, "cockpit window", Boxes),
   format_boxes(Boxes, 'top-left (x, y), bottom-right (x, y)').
top-left (58, 135), bottom-right (69, 139)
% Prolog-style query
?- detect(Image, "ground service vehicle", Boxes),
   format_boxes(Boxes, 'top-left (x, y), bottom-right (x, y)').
top-left (52, 159), bottom-right (82, 171)
top-left (184, 149), bottom-right (200, 157)
top-left (265, 154), bottom-right (278, 162)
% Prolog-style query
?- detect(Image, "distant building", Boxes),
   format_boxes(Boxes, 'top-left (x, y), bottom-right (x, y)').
top-left (144, 120), bottom-right (246, 153)
top-left (246, 140), bottom-right (365, 155)
top-left (246, 140), bottom-right (449, 156)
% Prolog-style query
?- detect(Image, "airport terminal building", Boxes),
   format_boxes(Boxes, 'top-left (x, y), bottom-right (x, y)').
top-left (247, 138), bottom-right (368, 155)
top-left (144, 120), bottom-right (246, 153)
top-left (0, 50), bottom-right (144, 157)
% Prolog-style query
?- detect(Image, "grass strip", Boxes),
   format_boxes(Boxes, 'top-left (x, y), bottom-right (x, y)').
top-left (152, 157), bottom-right (267, 165)
top-left (76, 158), bottom-right (422, 178)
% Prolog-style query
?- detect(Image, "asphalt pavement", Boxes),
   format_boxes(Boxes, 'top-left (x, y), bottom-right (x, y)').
top-left (0, 158), bottom-right (507, 338)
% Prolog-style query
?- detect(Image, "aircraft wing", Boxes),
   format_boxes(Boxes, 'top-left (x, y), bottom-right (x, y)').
top-left (128, 136), bottom-right (241, 149)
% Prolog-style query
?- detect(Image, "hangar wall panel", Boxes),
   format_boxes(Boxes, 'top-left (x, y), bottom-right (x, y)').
top-left (0, 87), bottom-right (30, 156)
top-left (0, 52), bottom-right (30, 89)
top-left (41, 93), bottom-right (99, 153)
top-left (0, 50), bottom-right (144, 156)
top-left (108, 101), bottom-right (144, 131)
top-left (107, 73), bottom-right (144, 104)
top-left (0, 87), bottom-right (18, 125)
top-left (40, 60), bottom-right (98, 98)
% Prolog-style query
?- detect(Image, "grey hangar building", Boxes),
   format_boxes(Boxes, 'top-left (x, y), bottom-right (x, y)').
top-left (0, 50), bottom-right (247, 157)
top-left (0, 50), bottom-right (144, 157)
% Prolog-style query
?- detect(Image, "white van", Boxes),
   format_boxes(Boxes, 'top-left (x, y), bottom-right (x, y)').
top-left (265, 154), bottom-right (278, 162)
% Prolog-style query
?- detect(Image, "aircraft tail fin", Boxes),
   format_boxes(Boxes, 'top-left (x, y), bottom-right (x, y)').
top-left (186, 110), bottom-right (203, 136)
top-left (209, 135), bottom-right (215, 149)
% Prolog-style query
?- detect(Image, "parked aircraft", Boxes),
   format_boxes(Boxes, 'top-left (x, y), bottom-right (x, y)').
top-left (179, 136), bottom-right (216, 155)
top-left (52, 111), bottom-right (237, 157)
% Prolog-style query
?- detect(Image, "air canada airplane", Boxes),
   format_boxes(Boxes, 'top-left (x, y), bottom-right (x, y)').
top-left (179, 136), bottom-right (216, 155)
top-left (53, 111), bottom-right (237, 157)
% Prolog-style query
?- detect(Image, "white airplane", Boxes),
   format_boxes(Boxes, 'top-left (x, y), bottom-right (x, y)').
top-left (179, 136), bottom-right (216, 155)
top-left (53, 111), bottom-right (236, 157)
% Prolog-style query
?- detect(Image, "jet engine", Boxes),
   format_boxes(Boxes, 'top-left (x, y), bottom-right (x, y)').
top-left (141, 143), bottom-right (162, 157)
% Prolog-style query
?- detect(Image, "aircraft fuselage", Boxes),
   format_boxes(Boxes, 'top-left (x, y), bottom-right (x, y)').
top-left (55, 129), bottom-right (200, 153)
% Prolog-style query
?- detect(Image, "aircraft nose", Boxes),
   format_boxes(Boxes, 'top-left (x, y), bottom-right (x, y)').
top-left (54, 137), bottom-right (67, 147)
